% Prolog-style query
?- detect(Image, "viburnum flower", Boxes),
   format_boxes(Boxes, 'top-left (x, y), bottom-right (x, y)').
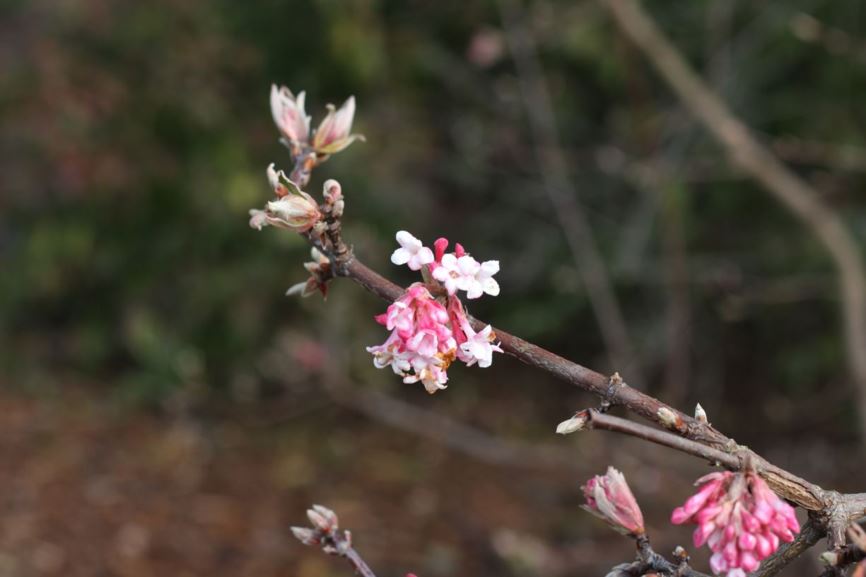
top-left (458, 323), bottom-right (502, 367)
top-left (671, 471), bottom-right (800, 577)
top-left (581, 467), bottom-right (645, 536)
top-left (271, 85), bottom-right (311, 148)
top-left (368, 231), bottom-right (503, 392)
top-left (391, 230), bottom-right (435, 271)
top-left (367, 283), bottom-right (456, 393)
top-left (431, 252), bottom-right (500, 299)
top-left (312, 96), bottom-right (365, 155)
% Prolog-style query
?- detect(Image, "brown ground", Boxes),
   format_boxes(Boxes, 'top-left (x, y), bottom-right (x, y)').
top-left (0, 388), bottom-right (832, 577)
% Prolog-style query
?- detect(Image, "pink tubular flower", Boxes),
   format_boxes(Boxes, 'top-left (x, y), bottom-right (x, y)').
top-left (270, 85), bottom-right (311, 147)
top-left (312, 96), bottom-right (365, 155)
top-left (366, 283), bottom-right (457, 394)
top-left (581, 467), bottom-right (645, 536)
top-left (671, 471), bottom-right (800, 577)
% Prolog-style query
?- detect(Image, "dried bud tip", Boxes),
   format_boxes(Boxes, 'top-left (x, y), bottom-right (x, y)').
top-left (657, 407), bottom-right (683, 431)
top-left (694, 403), bottom-right (708, 423)
top-left (819, 551), bottom-right (839, 566)
top-left (672, 546), bottom-right (688, 561)
top-left (556, 411), bottom-right (589, 435)
top-left (291, 526), bottom-right (318, 546)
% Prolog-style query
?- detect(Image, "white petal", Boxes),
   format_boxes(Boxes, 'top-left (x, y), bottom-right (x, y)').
top-left (480, 260), bottom-right (500, 277)
top-left (395, 230), bottom-right (421, 251)
top-left (416, 247), bottom-right (434, 265)
top-left (391, 248), bottom-right (411, 265)
top-left (482, 278), bottom-right (500, 296)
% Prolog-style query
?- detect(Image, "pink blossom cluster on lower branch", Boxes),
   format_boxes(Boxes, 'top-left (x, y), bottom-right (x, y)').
top-left (366, 231), bottom-right (503, 393)
top-left (671, 471), bottom-right (800, 576)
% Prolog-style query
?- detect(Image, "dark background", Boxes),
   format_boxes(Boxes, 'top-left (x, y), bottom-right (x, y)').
top-left (2, 0), bottom-right (865, 575)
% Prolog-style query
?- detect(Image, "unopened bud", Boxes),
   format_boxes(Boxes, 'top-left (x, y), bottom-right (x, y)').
top-left (267, 194), bottom-right (321, 231)
top-left (323, 179), bottom-right (342, 203)
top-left (657, 407), bottom-right (684, 432)
top-left (581, 467), bottom-right (645, 536)
top-left (556, 411), bottom-right (589, 435)
top-left (819, 551), bottom-right (839, 566)
top-left (694, 403), bottom-right (708, 424)
top-left (291, 526), bottom-right (319, 546)
top-left (307, 504), bottom-right (338, 533)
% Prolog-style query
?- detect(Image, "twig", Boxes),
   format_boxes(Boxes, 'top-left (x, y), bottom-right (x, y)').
top-left (611, 537), bottom-right (711, 577)
top-left (600, 0), bottom-right (866, 446)
top-left (753, 516), bottom-right (823, 577)
top-left (338, 256), bottom-right (839, 512)
top-left (291, 505), bottom-right (378, 577)
top-left (498, 0), bottom-right (643, 382)
top-left (578, 409), bottom-right (739, 468)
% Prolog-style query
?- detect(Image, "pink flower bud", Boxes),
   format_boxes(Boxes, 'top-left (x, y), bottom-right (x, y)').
top-left (306, 504), bottom-right (338, 533)
top-left (291, 526), bottom-right (319, 546)
top-left (323, 179), bottom-right (342, 204)
top-left (312, 96), bottom-right (365, 155)
top-left (266, 193), bottom-right (321, 232)
top-left (270, 85), bottom-right (311, 146)
top-left (581, 467), bottom-right (645, 536)
top-left (671, 470), bottom-right (800, 576)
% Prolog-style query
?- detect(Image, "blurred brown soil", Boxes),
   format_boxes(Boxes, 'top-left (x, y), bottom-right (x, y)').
top-left (0, 388), bottom-right (825, 577)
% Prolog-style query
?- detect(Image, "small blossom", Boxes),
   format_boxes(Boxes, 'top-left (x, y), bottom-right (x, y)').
top-left (458, 323), bottom-right (502, 368)
top-left (671, 471), bottom-right (800, 577)
top-left (581, 467), bottom-right (645, 536)
top-left (432, 253), bottom-right (480, 295)
top-left (312, 96), bottom-right (365, 155)
top-left (432, 253), bottom-right (499, 299)
top-left (270, 85), bottom-right (311, 147)
top-left (391, 231), bottom-right (435, 271)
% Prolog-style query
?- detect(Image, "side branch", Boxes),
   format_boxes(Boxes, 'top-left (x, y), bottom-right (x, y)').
top-left (339, 257), bottom-right (827, 511)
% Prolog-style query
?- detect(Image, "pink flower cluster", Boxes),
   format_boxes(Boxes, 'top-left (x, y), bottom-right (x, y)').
top-left (367, 231), bottom-right (502, 393)
top-left (671, 471), bottom-right (800, 577)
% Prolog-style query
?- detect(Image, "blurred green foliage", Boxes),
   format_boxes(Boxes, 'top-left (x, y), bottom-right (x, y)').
top-left (1, 0), bottom-right (865, 443)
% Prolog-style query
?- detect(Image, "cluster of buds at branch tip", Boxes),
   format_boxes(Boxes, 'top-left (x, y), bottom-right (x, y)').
top-left (271, 84), bottom-right (364, 158)
top-left (581, 467), bottom-right (646, 537)
top-left (291, 504), bottom-right (353, 555)
top-left (556, 409), bottom-right (590, 435)
top-left (671, 469), bottom-right (800, 576)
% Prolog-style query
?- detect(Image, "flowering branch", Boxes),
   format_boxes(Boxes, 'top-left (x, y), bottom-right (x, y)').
top-left (291, 505), bottom-right (378, 577)
top-left (252, 86), bottom-right (866, 577)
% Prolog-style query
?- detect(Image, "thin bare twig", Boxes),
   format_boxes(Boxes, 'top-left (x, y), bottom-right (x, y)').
top-left (338, 256), bottom-right (838, 513)
top-left (600, 0), bottom-right (866, 446)
top-left (291, 505), bottom-right (378, 577)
